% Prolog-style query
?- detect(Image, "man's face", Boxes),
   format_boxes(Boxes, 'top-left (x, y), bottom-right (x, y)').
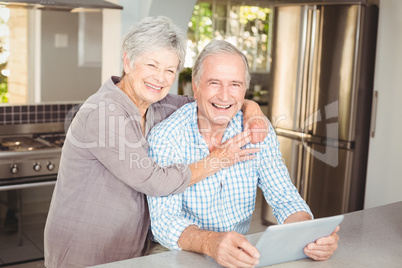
top-left (193, 53), bottom-right (247, 129)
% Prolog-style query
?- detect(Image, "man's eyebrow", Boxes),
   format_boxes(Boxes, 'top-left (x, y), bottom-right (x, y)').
top-left (205, 78), bottom-right (244, 84)
top-left (231, 80), bottom-right (244, 84)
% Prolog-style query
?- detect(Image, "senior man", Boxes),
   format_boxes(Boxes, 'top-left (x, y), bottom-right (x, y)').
top-left (147, 40), bottom-right (339, 268)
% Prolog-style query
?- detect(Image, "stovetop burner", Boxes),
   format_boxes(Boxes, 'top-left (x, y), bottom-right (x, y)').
top-left (38, 134), bottom-right (65, 148)
top-left (0, 134), bottom-right (65, 152)
top-left (0, 136), bottom-right (49, 151)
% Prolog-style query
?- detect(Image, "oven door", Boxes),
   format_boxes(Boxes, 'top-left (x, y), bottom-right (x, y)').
top-left (0, 177), bottom-right (56, 266)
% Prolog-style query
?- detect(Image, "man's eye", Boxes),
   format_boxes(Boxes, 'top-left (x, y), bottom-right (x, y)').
top-left (167, 70), bottom-right (176, 74)
top-left (148, 64), bottom-right (156, 68)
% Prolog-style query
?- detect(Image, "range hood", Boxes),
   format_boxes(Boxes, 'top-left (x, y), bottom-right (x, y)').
top-left (0, 0), bottom-right (123, 11)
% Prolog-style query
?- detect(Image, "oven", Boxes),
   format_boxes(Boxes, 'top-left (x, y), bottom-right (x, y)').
top-left (0, 123), bottom-right (64, 266)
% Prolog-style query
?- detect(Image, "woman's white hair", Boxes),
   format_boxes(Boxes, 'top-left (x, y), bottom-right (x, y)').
top-left (122, 16), bottom-right (187, 76)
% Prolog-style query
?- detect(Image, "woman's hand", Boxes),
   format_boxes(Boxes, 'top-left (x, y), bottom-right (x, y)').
top-left (208, 129), bottom-right (260, 168)
top-left (188, 130), bottom-right (259, 186)
top-left (242, 99), bottom-right (270, 144)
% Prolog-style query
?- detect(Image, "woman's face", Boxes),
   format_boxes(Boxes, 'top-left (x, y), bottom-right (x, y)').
top-left (123, 49), bottom-right (180, 110)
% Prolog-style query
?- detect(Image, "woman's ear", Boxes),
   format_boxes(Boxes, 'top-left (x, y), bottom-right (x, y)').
top-left (123, 52), bottom-right (131, 74)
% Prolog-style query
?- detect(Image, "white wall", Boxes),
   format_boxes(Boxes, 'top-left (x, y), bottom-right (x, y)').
top-left (40, 11), bottom-right (102, 102)
top-left (102, 0), bottom-right (121, 84)
top-left (364, 0), bottom-right (402, 208)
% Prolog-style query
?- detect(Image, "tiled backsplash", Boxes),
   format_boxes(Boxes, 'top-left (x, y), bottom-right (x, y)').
top-left (0, 103), bottom-right (82, 125)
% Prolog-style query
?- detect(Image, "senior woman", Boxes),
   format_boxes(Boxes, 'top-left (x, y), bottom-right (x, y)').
top-left (44, 16), bottom-right (266, 267)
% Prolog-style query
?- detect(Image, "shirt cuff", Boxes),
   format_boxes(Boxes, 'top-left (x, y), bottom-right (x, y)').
top-left (275, 202), bottom-right (313, 224)
top-left (157, 220), bottom-right (200, 250)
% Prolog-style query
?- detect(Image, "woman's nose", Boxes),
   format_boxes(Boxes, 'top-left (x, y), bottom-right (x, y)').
top-left (153, 69), bottom-right (165, 83)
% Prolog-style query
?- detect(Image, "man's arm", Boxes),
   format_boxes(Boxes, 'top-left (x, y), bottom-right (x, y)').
top-left (283, 211), bottom-right (312, 223)
top-left (177, 225), bottom-right (260, 268)
top-left (257, 124), bottom-right (313, 224)
top-left (147, 127), bottom-right (197, 249)
top-left (255, 124), bottom-right (339, 261)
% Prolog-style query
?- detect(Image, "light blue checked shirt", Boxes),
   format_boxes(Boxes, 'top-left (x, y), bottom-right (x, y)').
top-left (147, 102), bottom-right (312, 250)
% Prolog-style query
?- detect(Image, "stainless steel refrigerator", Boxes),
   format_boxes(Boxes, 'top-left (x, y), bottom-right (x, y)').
top-left (262, 0), bottom-right (378, 223)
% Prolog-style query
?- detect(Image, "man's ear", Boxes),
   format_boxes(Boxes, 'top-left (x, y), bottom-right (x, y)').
top-left (123, 52), bottom-right (131, 74)
top-left (192, 80), bottom-right (197, 99)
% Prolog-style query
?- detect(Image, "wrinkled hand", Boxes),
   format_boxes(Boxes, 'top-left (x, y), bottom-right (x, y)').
top-left (244, 115), bottom-right (270, 144)
top-left (205, 231), bottom-right (260, 268)
top-left (304, 226), bottom-right (340, 261)
top-left (208, 130), bottom-right (260, 169)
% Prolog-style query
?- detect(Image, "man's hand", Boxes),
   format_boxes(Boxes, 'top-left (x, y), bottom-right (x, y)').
top-left (304, 226), bottom-right (340, 261)
top-left (204, 231), bottom-right (260, 268)
top-left (178, 226), bottom-right (260, 268)
top-left (284, 211), bottom-right (339, 261)
top-left (242, 100), bottom-right (269, 144)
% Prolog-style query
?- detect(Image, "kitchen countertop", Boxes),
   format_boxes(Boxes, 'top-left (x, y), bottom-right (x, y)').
top-left (90, 201), bottom-right (402, 268)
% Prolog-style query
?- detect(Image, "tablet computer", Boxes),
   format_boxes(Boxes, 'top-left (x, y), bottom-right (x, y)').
top-left (255, 214), bottom-right (344, 267)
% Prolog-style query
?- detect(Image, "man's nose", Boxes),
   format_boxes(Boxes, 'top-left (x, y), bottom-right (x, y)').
top-left (218, 86), bottom-right (230, 101)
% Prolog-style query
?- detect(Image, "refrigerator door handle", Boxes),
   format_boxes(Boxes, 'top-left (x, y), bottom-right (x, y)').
top-left (305, 6), bottom-right (321, 134)
top-left (296, 6), bottom-right (310, 131)
top-left (370, 90), bottom-right (379, 137)
top-left (275, 128), bottom-right (322, 144)
top-left (301, 144), bottom-right (311, 201)
top-left (295, 144), bottom-right (304, 192)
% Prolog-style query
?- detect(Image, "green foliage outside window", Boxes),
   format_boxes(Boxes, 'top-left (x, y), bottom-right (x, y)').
top-left (0, 66), bottom-right (7, 103)
top-left (0, 6), bottom-right (9, 103)
top-left (184, 1), bottom-right (272, 73)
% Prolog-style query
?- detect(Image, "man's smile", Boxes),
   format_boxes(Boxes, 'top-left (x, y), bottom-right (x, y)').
top-left (212, 103), bottom-right (233, 109)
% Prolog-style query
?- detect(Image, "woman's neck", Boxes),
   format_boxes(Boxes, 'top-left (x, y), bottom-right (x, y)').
top-left (117, 78), bottom-right (149, 117)
top-left (116, 78), bottom-right (149, 135)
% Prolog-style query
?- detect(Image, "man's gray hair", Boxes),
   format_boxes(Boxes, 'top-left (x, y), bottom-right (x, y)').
top-left (122, 16), bottom-right (187, 75)
top-left (192, 40), bottom-right (251, 90)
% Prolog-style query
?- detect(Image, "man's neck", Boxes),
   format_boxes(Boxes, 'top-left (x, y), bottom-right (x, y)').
top-left (198, 120), bottom-right (229, 152)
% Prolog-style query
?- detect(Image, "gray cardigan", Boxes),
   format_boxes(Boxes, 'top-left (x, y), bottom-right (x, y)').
top-left (44, 77), bottom-right (192, 267)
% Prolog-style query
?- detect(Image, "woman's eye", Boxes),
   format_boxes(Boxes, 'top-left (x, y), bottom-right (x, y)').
top-left (167, 69), bottom-right (176, 74)
top-left (148, 64), bottom-right (156, 68)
